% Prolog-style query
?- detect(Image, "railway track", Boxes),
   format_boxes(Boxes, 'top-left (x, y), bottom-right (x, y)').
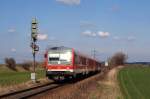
top-left (0, 71), bottom-right (105, 99)
top-left (32, 72), bottom-right (106, 99)
top-left (0, 82), bottom-right (64, 99)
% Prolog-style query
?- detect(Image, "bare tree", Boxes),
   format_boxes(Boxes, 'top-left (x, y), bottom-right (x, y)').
top-left (5, 58), bottom-right (17, 71)
top-left (108, 52), bottom-right (127, 67)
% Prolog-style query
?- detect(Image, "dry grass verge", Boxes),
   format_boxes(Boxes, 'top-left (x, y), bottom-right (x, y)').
top-left (0, 78), bottom-right (49, 96)
top-left (94, 66), bottom-right (124, 99)
top-left (37, 72), bottom-right (106, 99)
top-left (38, 67), bottom-right (123, 99)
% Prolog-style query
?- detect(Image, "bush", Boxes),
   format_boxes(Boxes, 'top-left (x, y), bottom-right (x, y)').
top-left (5, 58), bottom-right (17, 71)
top-left (108, 52), bottom-right (127, 67)
top-left (21, 61), bottom-right (32, 71)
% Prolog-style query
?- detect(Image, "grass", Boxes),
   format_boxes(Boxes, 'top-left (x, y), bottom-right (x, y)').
top-left (118, 66), bottom-right (150, 99)
top-left (0, 65), bottom-right (46, 87)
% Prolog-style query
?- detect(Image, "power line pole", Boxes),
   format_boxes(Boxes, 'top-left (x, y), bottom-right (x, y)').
top-left (92, 49), bottom-right (96, 59)
top-left (94, 49), bottom-right (96, 59)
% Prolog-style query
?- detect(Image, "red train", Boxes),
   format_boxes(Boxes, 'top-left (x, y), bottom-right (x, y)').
top-left (44, 46), bottom-right (101, 80)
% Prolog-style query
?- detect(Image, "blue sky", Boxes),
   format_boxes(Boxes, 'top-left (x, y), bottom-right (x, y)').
top-left (0, 0), bottom-right (150, 63)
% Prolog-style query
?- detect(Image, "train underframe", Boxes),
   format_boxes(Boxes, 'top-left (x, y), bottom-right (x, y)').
top-left (46, 70), bottom-right (100, 81)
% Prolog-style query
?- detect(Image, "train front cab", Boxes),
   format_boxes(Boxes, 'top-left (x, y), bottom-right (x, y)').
top-left (45, 48), bottom-right (76, 80)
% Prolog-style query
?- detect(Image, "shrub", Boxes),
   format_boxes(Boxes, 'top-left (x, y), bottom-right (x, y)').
top-left (5, 58), bottom-right (17, 71)
top-left (21, 61), bottom-right (32, 71)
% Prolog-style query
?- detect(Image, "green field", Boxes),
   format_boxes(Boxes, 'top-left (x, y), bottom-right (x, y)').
top-left (0, 65), bottom-right (45, 87)
top-left (118, 66), bottom-right (150, 99)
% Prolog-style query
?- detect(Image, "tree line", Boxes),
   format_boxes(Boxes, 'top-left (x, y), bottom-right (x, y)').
top-left (3, 52), bottom-right (127, 71)
top-left (4, 58), bottom-right (43, 71)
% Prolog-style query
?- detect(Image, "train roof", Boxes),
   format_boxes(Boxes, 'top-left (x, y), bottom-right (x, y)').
top-left (74, 50), bottom-right (100, 63)
top-left (48, 46), bottom-right (72, 51)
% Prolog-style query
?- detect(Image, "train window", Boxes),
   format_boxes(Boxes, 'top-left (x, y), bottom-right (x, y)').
top-left (89, 59), bottom-right (93, 66)
top-left (80, 57), bottom-right (82, 65)
top-left (75, 54), bottom-right (80, 65)
top-left (82, 58), bottom-right (86, 65)
top-left (48, 50), bottom-right (72, 65)
top-left (79, 56), bottom-right (82, 65)
top-left (49, 57), bottom-right (59, 61)
top-left (59, 51), bottom-right (72, 64)
top-left (74, 54), bottom-right (87, 66)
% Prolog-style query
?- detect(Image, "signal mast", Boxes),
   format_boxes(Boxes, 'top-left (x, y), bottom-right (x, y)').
top-left (30, 18), bottom-right (39, 82)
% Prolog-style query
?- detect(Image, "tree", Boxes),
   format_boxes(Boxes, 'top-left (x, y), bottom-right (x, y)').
top-left (108, 52), bottom-right (127, 67)
top-left (5, 58), bottom-right (17, 71)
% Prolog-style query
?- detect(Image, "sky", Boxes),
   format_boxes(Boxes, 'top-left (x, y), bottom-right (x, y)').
top-left (0, 0), bottom-right (150, 63)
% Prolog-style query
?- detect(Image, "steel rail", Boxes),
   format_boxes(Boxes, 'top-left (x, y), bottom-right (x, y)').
top-left (0, 82), bottom-right (63, 99)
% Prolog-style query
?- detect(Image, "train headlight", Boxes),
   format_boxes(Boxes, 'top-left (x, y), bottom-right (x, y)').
top-left (67, 67), bottom-right (69, 70)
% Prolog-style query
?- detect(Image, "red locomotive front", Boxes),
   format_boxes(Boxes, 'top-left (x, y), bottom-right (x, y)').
top-left (44, 47), bottom-right (75, 80)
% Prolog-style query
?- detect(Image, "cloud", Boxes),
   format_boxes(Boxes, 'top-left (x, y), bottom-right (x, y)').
top-left (113, 36), bottom-right (120, 40)
top-left (80, 21), bottom-right (97, 29)
top-left (112, 35), bottom-right (136, 42)
top-left (37, 34), bottom-right (48, 40)
top-left (97, 31), bottom-right (110, 38)
top-left (56, 0), bottom-right (80, 5)
top-left (8, 28), bottom-right (16, 33)
top-left (82, 30), bottom-right (97, 37)
top-left (127, 36), bottom-right (136, 41)
top-left (82, 30), bottom-right (110, 38)
top-left (11, 48), bottom-right (16, 52)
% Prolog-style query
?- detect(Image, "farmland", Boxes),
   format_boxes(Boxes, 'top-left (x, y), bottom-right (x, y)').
top-left (0, 65), bottom-right (45, 87)
top-left (118, 66), bottom-right (150, 99)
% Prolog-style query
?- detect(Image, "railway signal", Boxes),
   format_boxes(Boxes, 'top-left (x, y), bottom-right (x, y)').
top-left (30, 18), bottom-right (39, 83)
top-left (31, 42), bottom-right (39, 52)
top-left (31, 18), bottom-right (38, 42)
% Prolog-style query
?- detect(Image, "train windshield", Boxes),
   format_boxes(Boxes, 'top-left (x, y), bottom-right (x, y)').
top-left (48, 50), bottom-right (72, 65)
